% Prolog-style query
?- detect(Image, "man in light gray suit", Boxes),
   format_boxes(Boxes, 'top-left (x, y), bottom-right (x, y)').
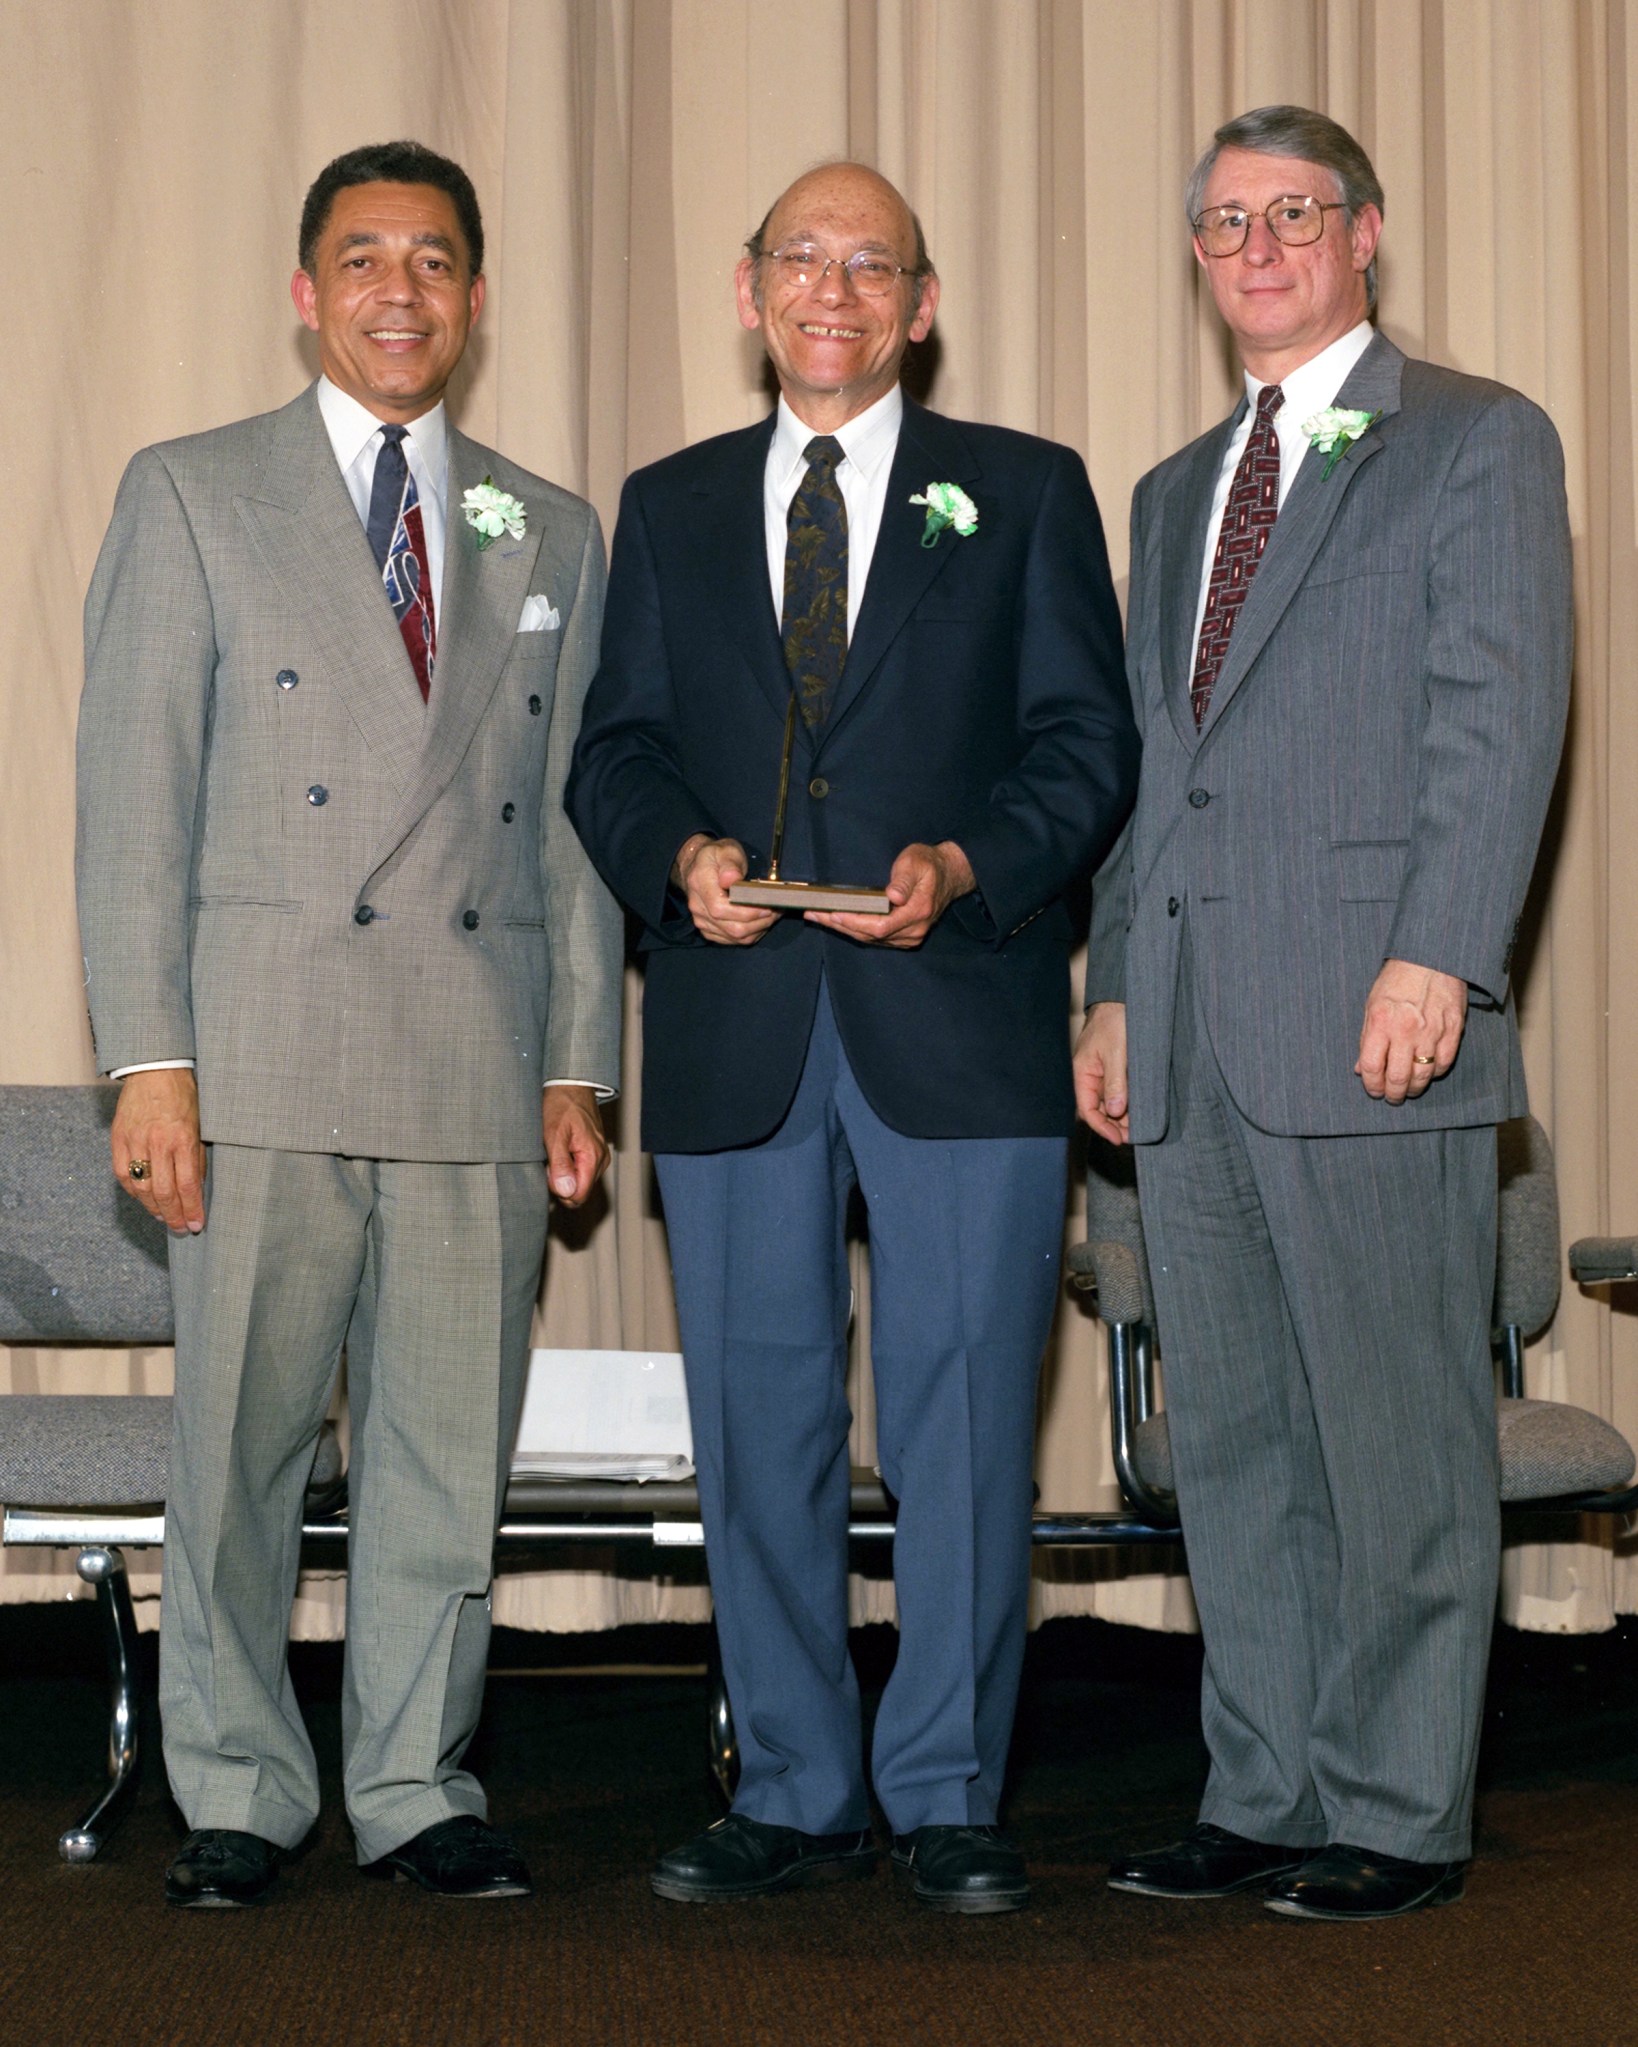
top-left (76, 141), bottom-right (622, 1908)
top-left (1075, 107), bottom-right (1570, 1920)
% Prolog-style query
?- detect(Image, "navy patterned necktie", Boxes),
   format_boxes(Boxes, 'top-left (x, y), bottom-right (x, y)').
top-left (781, 436), bottom-right (849, 730)
top-left (365, 423), bottom-right (437, 701)
top-left (1190, 382), bottom-right (1284, 727)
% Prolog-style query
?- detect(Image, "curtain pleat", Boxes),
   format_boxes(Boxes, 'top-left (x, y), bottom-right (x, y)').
top-left (4, 0), bottom-right (1633, 1634)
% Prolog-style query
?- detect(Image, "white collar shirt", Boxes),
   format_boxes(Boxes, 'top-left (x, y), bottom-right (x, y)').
top-left (1190, 319), bottom-right (1376, 668)
top-left (316, 375), bottom-right (451, 612)
top-left (763, 383), bottom-right (904, 640)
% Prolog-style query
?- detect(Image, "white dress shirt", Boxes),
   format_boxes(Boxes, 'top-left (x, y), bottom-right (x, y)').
top-left (1189, 319), bottom-right (1376, 671)
top-left (763, 383), bottom-right (903, 634)
top-left (315, 375), bottom-right (450, 614)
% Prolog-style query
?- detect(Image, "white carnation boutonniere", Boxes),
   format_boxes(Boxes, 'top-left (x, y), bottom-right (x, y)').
top-left (462, 476), bottom-right (528, 550)
top-left (1302, 406), bottom-right (1383, 482)
top-left (909, 480), bottom-right (979, 549)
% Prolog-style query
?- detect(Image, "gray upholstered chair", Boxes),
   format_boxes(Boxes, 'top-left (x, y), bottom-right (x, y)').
top-left (1069, 1114), bottom-right (1638, 1530)
top-left (0, 1084), bottom-right (343, 1860)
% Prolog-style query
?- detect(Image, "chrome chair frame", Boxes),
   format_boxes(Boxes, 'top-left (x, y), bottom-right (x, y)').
top-left (4, 1474), bottom-right (1184, 1849)
top-left (1081, 1118), bottom-right (1638, 1535)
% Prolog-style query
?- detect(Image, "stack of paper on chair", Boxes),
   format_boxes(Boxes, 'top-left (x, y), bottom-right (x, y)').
top-left (509, 1349), bottom-right (694, 1480)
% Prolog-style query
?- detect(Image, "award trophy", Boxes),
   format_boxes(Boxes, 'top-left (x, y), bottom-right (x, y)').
top-left (727, 696), bottom-right (892, 915)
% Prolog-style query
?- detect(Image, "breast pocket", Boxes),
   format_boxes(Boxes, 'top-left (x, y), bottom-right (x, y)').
top-left (1304, 543), bottom-right (1415, 587)
top-left (511, 633), bottom-right (561, 672)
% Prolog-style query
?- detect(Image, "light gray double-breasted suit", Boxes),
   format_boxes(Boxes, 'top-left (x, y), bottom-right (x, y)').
top-left (76, 386), bottom-right (621, 1857)
top-left (1088, 333), bottom-right (1571, 1861)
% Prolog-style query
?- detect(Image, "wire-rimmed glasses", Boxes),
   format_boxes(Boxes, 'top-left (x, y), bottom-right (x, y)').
top-left (763, 243), bottom-right (911, 296)
top-left (1193, 195), bottom-right (1347, 257)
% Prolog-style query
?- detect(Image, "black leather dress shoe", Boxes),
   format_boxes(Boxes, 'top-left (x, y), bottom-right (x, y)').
top-left (368, 1815), bottom-right (532, 1898)
top-left (164, 1828), bottom-right (280, 1908)
top-left (651, 1813), bottom-right (876, 1902)
top-left (891, 1825), bottom-right (1030, 1914)
top-left (1263, 1842), bottom-right (1465, 1920)
top-left (1107, 1822), bottom-right (1307, 1898)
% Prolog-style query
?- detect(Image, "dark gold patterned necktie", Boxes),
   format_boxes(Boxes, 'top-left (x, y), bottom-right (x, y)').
top-left (781, 435), bottom-right (849, 729)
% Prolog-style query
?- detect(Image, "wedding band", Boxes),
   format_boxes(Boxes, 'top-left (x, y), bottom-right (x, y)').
top-left (1412, 1055), bottom-right (1436, 1066)
top-left (128, 1159), bottom-right (151, 1181)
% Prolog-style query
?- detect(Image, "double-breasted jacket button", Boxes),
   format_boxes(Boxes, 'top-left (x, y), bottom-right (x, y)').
top-left (307, 785), bottom-right (328, 806)
top-left (354, 905), bottom-right (374, 926)
top-left (501, 802), bottom-right (516, 822)
top-left (808, 777), bottom-right (829, 799)
top-left (1167, 897), bottom-right (1180, 917)
top-left (1188, 787), bottom-right (1210, 809)
top-left (276, 669), bottom-right (299, 691)
top-left (528, 695), bottom-right (543, 716)
top-left (462, 909), bottom-right (481, 931)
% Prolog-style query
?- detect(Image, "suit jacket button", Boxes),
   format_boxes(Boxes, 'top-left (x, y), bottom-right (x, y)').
top-left (1188, 787), bottom-right (1210, 808)
top-left (528, 695), bottom-right (543, 715)
top-left (1167, 897), bottom-right (1180, 917)
top-left (501, 802), bottom-right (516, 822)
top-left (808, 777), bottom-right (829, 799)
top-left (276, 669), bottom-right (299, 691)
top-left (354, 905), bottom-right (373, 925)
top-left (462, 909), bottom-right (480, 930)
top-left (307, 785), bottom-right (328, 806)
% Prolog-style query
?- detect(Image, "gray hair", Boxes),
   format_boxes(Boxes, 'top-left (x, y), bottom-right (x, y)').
top-left (1186, 104), bottom-right (1384, 310)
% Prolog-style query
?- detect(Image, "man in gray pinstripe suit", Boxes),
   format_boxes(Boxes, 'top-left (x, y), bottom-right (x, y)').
top-left (76, 142), bottom-right (622, 1907)
top-left (1076, 106), bottom-right (1570, 1920)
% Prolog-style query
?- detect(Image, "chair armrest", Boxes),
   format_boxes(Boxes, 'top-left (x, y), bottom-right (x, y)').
top-left (1066, 1239), bottom-right (1148, 1327)
top-left (1569, 1237), bottom-right (1638, 1284)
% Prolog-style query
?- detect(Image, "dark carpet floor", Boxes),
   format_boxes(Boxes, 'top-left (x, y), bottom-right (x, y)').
top-left (1, 1607), bottom-right (1635, 2046)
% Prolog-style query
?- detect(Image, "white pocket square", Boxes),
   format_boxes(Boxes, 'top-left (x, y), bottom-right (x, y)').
top-left (517, 595), bottom-right (561, 633)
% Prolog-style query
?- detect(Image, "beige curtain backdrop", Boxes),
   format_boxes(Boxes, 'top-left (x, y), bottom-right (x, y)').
top-left (2, 0), bottom-right (1633, 1637)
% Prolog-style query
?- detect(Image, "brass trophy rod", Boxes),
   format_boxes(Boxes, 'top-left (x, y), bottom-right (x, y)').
top-left (763, 695), bottom-right (798, 883)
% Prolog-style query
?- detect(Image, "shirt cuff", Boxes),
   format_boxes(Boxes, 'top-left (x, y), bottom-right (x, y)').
top-left (544, 1078), bottom-right (618, 1102)
top-left (108, 1060), bottom-right (196, 1079)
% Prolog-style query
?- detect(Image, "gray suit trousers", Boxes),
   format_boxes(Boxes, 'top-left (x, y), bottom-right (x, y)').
top-left (1135, 935), bottom-right (1499, 1863)
top-left (160, 1146), bottom-right (548, 1861)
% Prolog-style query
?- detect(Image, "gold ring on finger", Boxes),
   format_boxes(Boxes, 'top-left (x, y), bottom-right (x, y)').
top-left (1412, 1055), bottom-right (1436, 1067)
top-left (128, 1158), bottom-right (151, 1181)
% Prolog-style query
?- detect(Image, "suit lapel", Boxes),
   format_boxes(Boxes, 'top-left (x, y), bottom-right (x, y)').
top-left (366, 427), bottom-right (544, 875)
top-left (1156, 418), bottom-right (1240, 753)
top-left (822, 402), bottom-right (979, 743)
top-left (687, 416), bottom-right (792, 729)
top-left (1198, 333), bottom-right (1405, 738)
top-left (233, 389), bottom-right (425, 797)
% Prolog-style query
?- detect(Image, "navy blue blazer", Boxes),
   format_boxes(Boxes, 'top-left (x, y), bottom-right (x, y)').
top-left (566, 398), bottom-right (1137, 1153)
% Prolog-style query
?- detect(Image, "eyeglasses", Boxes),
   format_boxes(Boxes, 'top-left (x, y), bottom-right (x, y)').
top-left (1192, 195), bottom-right (1347, 257)
top-left (764, 243), bottom-right (911, 297)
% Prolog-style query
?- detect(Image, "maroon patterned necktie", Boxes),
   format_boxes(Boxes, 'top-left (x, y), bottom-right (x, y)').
top-left (1190, 382), bottom-right (1284, 727)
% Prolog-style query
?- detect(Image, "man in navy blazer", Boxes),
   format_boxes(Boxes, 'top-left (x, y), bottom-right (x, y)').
top-left (568, 161), bottom-right (1136, 1911)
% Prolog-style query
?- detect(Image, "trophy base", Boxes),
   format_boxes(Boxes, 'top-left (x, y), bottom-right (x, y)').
top-left (728, 879), bottom-right (892, 915)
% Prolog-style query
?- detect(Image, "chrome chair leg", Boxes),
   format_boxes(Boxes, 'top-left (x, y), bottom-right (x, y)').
top-left (1108, 1323), bottom-right (1179, 1527)
top-left (705, 1624), bottom-right (738, 1807)
top-left (1497, 1321), bottom-right (1527, 1399)
top-left (58, 1546), bottom-right (141, 1863)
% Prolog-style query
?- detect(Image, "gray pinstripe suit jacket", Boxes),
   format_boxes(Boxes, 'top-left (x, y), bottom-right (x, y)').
top-left (76, 386), bottom-right (622, 1161)
top-left (1087, 334), bottom-right (1572, 1142)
